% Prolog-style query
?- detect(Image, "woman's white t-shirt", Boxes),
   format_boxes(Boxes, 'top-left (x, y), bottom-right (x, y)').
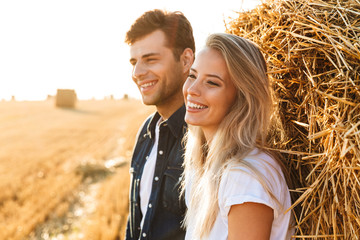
top-left (185, 149), bottom-right (294, 240)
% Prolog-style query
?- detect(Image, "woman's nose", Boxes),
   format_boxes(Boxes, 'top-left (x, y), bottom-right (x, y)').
top-left (184, 78), bottom-right (201, 97)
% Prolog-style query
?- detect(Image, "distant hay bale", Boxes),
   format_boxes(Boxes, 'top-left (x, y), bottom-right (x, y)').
top-left (55, 89), bottom-right (77, 108)
top-left (226, 0), bottom-right (360, 238)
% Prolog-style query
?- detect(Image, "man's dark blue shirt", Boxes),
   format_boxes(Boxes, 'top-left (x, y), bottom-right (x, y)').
top-left (125, 105), bottom-right (187, 240)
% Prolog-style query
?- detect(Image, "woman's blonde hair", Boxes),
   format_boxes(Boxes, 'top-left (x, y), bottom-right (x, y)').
top-left (182, 33), bottom-right (285, 239)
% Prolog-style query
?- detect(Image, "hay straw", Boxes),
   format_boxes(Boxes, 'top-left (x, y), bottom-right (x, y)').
top-left (226, 0), bottom-right (360, 238)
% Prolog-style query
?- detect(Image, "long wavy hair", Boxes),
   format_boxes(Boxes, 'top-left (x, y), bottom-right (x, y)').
top-left (182, 33), bottom-right (287, 239)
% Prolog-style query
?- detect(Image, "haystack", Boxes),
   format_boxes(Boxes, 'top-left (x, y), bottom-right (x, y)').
top-left (55, 89), bottom-right (77, 108)
top-left (226, 0), bottom-right (360, 238)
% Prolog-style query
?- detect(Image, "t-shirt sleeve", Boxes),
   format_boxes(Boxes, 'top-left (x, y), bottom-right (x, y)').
top-left (218, 167), bottom-right (279, 219)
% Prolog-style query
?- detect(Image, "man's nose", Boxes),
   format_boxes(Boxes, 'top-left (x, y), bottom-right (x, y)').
top-left (132, 62), bottom-right (147, 80)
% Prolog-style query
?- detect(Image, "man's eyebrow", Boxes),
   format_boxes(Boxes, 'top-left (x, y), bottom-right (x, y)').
top-left (142, 52), bottom-right (160, 58)
top-left (130, 52), bottom-right (160, 64)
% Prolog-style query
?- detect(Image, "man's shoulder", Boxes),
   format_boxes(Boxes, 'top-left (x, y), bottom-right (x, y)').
top-left (140, 113), bottom-right (155, 130)
top-left (134, 112), bottom-right (156, 142)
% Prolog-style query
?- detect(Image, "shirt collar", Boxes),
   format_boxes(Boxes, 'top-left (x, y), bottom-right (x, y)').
top-left (147, 105), bottom-right (186, 139)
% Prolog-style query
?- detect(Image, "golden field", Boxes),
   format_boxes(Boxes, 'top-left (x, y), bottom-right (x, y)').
top-left (0, 99), bottom-right (154, 240)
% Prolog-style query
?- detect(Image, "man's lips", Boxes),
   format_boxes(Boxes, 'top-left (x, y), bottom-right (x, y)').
top-left (139, 80), bottom-right (157, 91)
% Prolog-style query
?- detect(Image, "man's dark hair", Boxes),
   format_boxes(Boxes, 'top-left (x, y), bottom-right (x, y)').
top-left (125, 9), bottom-right (195, 60)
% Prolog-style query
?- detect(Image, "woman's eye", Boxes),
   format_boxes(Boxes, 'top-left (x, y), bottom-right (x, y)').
top-left (207, 81), bottom-right (220, 86)
top-left (188, 74), bottom-right (196, 79)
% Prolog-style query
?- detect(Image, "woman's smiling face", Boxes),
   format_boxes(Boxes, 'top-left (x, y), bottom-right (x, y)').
top-left (183, 47), bottom-right (237, 140)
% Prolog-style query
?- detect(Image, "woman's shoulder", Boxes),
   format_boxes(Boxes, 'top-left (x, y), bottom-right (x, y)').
top-left (226, 148), bottom-right (283, 177)
top-left (221, 148), bottom-right (289, 201)
top-left (219, 148), bottom-right (291, 218)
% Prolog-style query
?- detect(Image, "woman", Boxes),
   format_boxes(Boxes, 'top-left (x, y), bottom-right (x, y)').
top-left (182, 33), bottom-right (293, 240)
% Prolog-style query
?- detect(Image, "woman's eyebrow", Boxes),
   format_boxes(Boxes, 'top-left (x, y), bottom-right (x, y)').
top-left (190, 68), bottom-right (224, 81)
top-left (190, 67), bottom-right (198, 73)
top-left (206, 74), bottom-right (224, 81)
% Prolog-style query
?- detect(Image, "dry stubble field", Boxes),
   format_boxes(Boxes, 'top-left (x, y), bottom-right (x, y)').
top-left (0, 99), bottom-right (154, 240)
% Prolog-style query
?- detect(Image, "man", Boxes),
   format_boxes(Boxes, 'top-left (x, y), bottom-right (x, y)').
top-left (124, 9), bottom-right (195, 240)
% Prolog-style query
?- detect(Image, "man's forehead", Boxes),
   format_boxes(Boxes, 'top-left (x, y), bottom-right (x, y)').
top-left (129, 43), bottom-right (172, 61)
top-left (129, 30), bottom-right (169, 58)
top-left (130, 45), bottom-right (162, 58)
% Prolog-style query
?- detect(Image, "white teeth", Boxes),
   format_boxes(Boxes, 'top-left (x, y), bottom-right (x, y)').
top-left (187, 101), bottom-right (207, 109)
top-left (141, 82), bottom-right (155, 88)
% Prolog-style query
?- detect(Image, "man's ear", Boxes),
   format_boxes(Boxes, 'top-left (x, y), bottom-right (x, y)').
top-left (181, 48), bottom-right (194, 74)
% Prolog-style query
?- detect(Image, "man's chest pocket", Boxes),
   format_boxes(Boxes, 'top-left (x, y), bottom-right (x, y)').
top-left (160, 167), bottom-right (185, 215)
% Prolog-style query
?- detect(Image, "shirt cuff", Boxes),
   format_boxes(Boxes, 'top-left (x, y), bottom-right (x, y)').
top-left (223, 195), bottom-right (278, 218)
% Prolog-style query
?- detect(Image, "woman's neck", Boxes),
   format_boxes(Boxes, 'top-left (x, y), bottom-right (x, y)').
top-left (202, 128), bottom-right (216, 144)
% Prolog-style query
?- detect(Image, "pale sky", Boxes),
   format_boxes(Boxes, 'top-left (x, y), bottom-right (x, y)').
top-left (0, 0), bottom-right (260, 101)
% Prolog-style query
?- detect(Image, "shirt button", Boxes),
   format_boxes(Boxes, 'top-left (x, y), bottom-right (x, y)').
top-left (142, 233), bottom-right (147, 237)
top-left (146, 156), bottom-right (149, 160)
top-left (148, 203), bottom-right (152, 208)
top-left (159, 150), bottom-right (163, 155)
top-left (154, 176), bottom-right (159, 181)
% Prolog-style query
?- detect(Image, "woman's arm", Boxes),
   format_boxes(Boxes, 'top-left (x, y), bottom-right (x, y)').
top-left (228, 202), bottom-right (274, 240)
